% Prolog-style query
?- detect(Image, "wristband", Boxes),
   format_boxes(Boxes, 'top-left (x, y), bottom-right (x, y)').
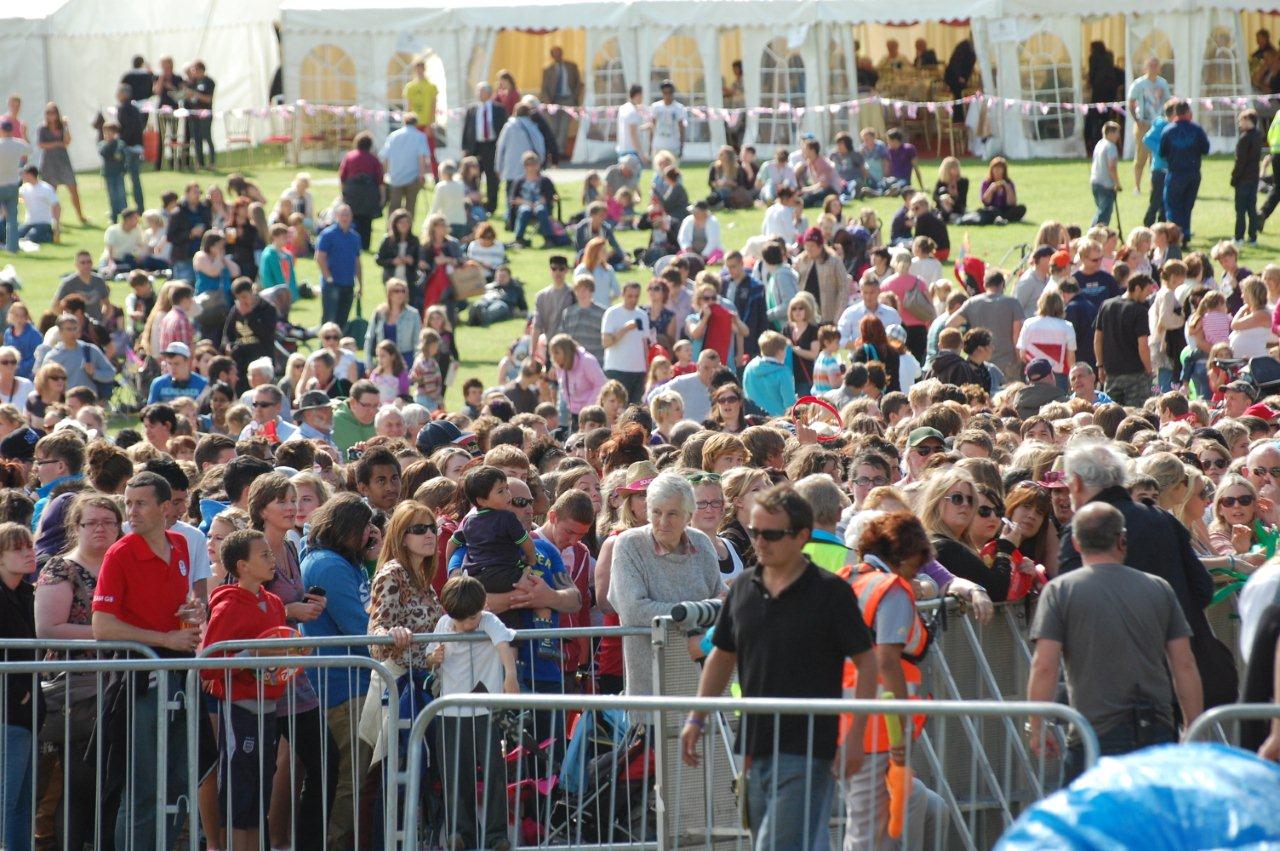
top-left (685, 714), bottom-right (705, 730)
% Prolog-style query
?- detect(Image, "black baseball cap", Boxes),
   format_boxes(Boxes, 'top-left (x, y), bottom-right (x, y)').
top-left (0, 427), bottom-right (40, 463)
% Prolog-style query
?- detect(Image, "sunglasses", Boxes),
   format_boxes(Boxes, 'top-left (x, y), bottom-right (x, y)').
top-left (746, 526), bottom-right (794, 542)
top-left (976, 505), bottom-right (1002, 518)
top-left (252, 401), bottom-right (276, 409)
top-left (1221, 493), bottom-right (1256, 508)
top-left (717, 396), bottom-right (741, 404)
top-left (853, 476), bottom-right (888, 488)
top-left (945, 492), bottom-right (974, 507)
top-left (509, 497), bottom-right (533, 508)
top-left (648, 286), bottom-right (665, 293)
top-left (1254, 466), bottom-right (1280, 479)
top-left (1200, 456), bottom-right (1229, 470)
top-left (0, 360), bottom-right (15, 366)
top-left (913, 444), bottom-right (942, 456)
top-left (406, 523), bottom-right (438, 535)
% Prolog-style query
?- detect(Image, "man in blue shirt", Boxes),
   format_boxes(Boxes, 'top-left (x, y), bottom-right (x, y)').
top-left (147, 341), bottom-right (207, 404)
top-left (1159, 100), bottom-right (1210, 245)
top-left (1141, 99), bottom-right (1176, 227)
top-left (720, 251), bottom-right (767, 357)
top-left (379, 115), bottom-right (431, 221)
top-left (314, 204), bottom-right (363, 332)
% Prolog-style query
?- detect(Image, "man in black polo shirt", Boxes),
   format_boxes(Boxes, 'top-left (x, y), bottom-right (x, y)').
top-left (1093, 272), bottom-right (1157, 407)
top-left (682, 483), bottom-right (877, 851)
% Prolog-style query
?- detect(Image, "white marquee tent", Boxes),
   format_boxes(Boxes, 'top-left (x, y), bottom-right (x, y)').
top-left (280, 0), bottom-right (1272, 162)
top-left (0, 0), bottom-right (280, 171)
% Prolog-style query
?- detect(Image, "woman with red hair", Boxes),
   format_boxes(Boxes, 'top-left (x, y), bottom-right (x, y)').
top-left (852, 314), bottom-right (904, 392)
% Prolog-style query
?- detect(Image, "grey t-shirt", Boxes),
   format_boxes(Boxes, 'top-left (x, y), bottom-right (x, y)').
top-left (53, 273), bottom-right (110, 321)
top-left (0, 137), bottom-right (29, 185)
top-left (955, 293), bottom-right (1023, 372)
top-left (1031, 562), bottom-right (1191, 741)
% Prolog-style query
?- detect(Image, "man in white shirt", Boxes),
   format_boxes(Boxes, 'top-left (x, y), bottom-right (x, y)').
top-left (666, 347), bottom-right (721, 423)
top-left (616, 84), bottom-right (647, 164)
top-left (838, 276), bottom-right (902, 349)
top-left (761, 186), bottom-right (804, 243)
top-left (17, 165), bottom-right (59, 244)
top-left (600, 281), bottom-right (652, 404)
top-left (649, 80), bottom-right (687, 159)
top-left (101, 208), bottom-right (148, 273)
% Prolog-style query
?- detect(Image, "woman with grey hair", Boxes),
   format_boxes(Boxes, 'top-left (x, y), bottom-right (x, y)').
top-left (607, 472), bottom-right (725, 695)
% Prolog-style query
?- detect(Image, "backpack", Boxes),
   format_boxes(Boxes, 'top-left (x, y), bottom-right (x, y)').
top-left (341, 172), bottom-right (383, 220)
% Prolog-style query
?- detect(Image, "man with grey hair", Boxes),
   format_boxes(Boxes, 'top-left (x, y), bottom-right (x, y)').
top-left (379, 114), bottom-right (431, 219)
top-left (239, 356), bottom-right (292, 423)
top-left (1060, 441), bottom-right (1225, 706)
top-left (1030, 502), bottom-right (1201, 780)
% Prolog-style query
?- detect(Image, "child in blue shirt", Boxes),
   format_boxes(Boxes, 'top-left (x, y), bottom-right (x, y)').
top-left (811, 325), bottom-right (844, 393)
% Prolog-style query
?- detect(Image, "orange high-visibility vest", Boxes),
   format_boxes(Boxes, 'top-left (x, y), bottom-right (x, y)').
top-left (837, 562), bottom-right (929, 753)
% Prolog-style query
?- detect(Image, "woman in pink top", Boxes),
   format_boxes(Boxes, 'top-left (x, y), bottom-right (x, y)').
top-left (879, 251), bottom-right (931, 360)
top-left (549, 333), bottom-right (606, 419)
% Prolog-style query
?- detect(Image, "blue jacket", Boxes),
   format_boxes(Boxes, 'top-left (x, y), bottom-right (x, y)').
top-left (1159, 119), bottom-right (1210, 177)
top-left (32, 473), bottom-right (82, 531)
top-left (1142, 118), bottom-right (1170, 172)
top-left (300, 546), bottom-right (371, 707)
top-left (742, 356), bottom-right (796, 417)
top-left (4, 324), bottom-right (42, 379)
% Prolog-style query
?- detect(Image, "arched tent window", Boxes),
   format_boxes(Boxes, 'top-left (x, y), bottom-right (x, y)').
top-left (827, 38), bottom-right (853, 133)
top-left (587, 38), bottom-right (627, 142)
top-left (1018, 31), bottom-right (1076, 141)
top-left (758, 38), bottom-right (806, 145)
top-left (387, 52), bottom-right (414, 110)
top-left (1202, 25), bottom-right (1243, 137)
top-left (650, 32), bottom-right (708, 144)
top-left (1131, 29), bottom-right (1175, 86)
top-left (300, 44), bottom-right (357, 148)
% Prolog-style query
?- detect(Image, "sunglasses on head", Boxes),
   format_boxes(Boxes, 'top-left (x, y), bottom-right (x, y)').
top-left (509, 497), bottom-right (533, 508)
top-left (976, 504), bottom-right (1002, 518)
top-left (1221, 493), bottom-right (1255, 508)
top-left (1201, 456), bottom-right (1229, 470)
top-left (945, 492), bottom-right (974, 506)
top-left (407, 523), bottom-right (437, 535)
top-left (746, 526), bottom-right (794, 542)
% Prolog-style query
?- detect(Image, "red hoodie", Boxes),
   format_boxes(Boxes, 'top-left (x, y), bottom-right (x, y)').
top-left (201, 583), bottom-right (288, 702)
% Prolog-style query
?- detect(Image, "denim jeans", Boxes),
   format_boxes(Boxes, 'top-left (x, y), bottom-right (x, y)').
top-left (1091, 183), bottom-right (1116, 226)
top-left (105, 173), bottom-right (128, 222)
top-left (116, 674), bottom-right (188, 851)
top-left (322, 283), bottom-right (356, 331)
top-left (171, 260), bottom-right (195, 283)
top-left (0, 183), bottom-right (19, 252)
top-left (1181, 349), bottom-right (1210, 399)
top-left (2, 724), bottom-right (33, 851)
top-left (514, 203), bottom-right (553, 242)
top-left (1164, 171), bottom-right (1201, 240)
top-left (745, 752), bottom-right (834, 851)
top-left (1157, 367), bottom-right (1177, 393)
top-left (1064, 716), bottom-right (1175, 784)
top-left (17, 222), bottom-right (53, 243)
top-left (123, 144), bottom-right (145, 211)
top-left (1235, 179), bottom-right (1260, 242)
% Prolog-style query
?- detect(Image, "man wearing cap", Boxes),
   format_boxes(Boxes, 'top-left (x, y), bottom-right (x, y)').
top-left (1094, 273), bottom-right (1157, 407)
top-left (650, 80), bottom-right (687, 160)
top-left (903, 427), bottom-right (946, 483)
top-left (147, 342), bottom-right (207, 404)
top-left (287, 390), bottom-right (338, 452)
top-left (1221, 380), bottom-right (1257, 420)
top-left (1015, 358), bottom-right (1070, 419)
top-left (1015, 247), bottom-right (1055, 318)
top-left (416, 419), bottom-right (479, 458)
top-left (0, 118), bottom-right (30, 254)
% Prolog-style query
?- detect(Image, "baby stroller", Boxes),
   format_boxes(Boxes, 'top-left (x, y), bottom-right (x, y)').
top-left (549, 710), bottom-right (655, 846)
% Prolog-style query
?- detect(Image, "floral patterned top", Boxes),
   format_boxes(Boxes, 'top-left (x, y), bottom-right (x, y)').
top-left (368, 559), bottom-right (444, 670)
top-left (36, 556), bottom-right (96, 658)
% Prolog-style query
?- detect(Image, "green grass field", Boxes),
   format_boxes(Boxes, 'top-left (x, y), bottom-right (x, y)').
top-left (4, 152), bottom-right (1272, 412)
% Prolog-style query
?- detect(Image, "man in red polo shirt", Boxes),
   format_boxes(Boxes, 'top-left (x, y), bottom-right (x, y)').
top-left (93, 470), bottom-right (200, 850)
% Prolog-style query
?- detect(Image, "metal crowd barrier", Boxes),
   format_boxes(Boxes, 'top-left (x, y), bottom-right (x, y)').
top-left (401, 693), bottom-right (1098, 851)
top-left (1184, 703), bottom-right (1280, 747)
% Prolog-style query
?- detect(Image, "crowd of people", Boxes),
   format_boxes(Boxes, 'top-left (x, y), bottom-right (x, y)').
top-left (3, 38), bottom-right (1280, 851)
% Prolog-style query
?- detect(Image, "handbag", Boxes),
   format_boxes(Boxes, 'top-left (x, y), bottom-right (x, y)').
top-left (345, 287), bottom-right (368, 343)
top-left (450, 263), bottom-right (488, 300)
top-left (902, 276), bottom-right (937, 323)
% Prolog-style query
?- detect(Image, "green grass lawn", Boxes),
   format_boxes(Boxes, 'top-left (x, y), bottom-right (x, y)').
top-left (4, 152), bottom-right (1272, 413)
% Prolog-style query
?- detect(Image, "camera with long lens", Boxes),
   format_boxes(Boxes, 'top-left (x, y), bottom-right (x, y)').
top-left (670, 599), bottom-right (723, 631)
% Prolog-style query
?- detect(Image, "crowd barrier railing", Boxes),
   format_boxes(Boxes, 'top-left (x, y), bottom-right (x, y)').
top-left (1184, 703), bottom-right (1280, 747)
top-left (400, 693), bottom-right (1098, 851)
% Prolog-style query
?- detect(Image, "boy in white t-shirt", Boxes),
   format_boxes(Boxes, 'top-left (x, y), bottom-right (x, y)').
top-left (16, 165), bottom-right (59, 243)
top-left (649, 80), bottom-right (687, 159)
top-left (616, 84), bottom-right (646, 161)
top-left (427, 574), bottom-right (518, 850)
